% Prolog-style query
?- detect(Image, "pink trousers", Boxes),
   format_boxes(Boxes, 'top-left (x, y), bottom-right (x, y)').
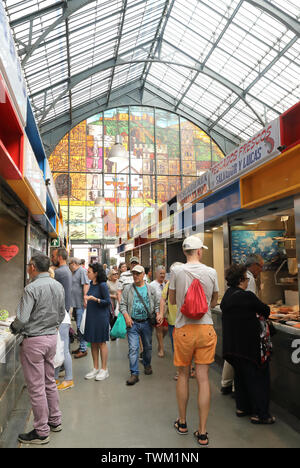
top-left (20, 335), bottom-right (62, 437)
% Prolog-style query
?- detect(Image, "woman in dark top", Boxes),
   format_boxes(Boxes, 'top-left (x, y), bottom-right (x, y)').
top-left (83, 263), bottom-right (111, 381)
top-left (220, 264), bottom-right (275, 424)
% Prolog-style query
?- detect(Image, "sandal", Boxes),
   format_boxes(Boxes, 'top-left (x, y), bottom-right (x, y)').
top-left (194, 431), bottom-right (209, 446)
top-left (250, 415), bottom-right (276, 425)
top-left (174, 419), bottom-right (188, 435)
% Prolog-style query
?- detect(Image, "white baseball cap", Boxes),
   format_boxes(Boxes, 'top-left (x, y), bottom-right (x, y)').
top-left (132, 265), bottom-right (145, 274)
top-left (182, 236), bottom-right (208, 250)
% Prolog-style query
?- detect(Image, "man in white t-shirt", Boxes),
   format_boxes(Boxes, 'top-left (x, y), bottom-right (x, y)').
top-left (169, 235), bottom-right (219, 447)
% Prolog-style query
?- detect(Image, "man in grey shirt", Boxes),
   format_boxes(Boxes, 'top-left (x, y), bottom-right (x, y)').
top-left (69, 258), bottom-right (90, 358)
top-left (51, 247), bottom-right (72, 312)
top-left (10, 254), bottom-right (65, 445)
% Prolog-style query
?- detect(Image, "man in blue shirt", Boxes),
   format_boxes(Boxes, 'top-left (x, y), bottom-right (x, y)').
top-left (120, 265), bottom-right (161, 386)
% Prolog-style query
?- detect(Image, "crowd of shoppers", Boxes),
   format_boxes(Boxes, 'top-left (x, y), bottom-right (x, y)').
top-left (10, 236), bottom-right (276, 446)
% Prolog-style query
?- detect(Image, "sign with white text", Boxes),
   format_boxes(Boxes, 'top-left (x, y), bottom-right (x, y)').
top-left (178, 172), bottom-right (210, 204)
top-left (210, 118), bottom-right (281, 190)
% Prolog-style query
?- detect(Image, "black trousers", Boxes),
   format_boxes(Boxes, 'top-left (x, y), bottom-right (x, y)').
top-left (231, 358), bottom-right (271, 419)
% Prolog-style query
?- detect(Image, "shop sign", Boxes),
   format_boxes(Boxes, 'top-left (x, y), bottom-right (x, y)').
top-left (23, 136), bottom-right (47, 210)
top-left (0, 2), bottom-right (27, 125)
top-left (210, 117), bottom-right (281, 190)
top-left (51, 238), bottom-right (60, 247)
top-left (0, 244), bottom-right (19, 262)
top-left (177, 172), bottom-right (210, 205)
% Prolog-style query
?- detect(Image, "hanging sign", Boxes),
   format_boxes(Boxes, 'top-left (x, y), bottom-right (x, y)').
top-left (0, 244), bottom-right (19, 262)
top-left (210, 117), bottom-right (281, 190)
top-left (177, 172), bottom-right (210, 205)
top-left (51, 238), bottom-right (60, 247)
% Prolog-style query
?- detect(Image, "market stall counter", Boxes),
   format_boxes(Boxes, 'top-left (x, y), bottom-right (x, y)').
top-left (212, 307), bottom-right (300, 420)
top-left (0, 318), bottom-right (25, 444)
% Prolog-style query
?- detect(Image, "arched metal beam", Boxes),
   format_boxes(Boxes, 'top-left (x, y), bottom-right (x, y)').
top-left (39, 79), bottom-right (241, 157)
top-left (36, 56), bottom-right (265, 127)
top-left (245, 0), bottom-right (300, 36)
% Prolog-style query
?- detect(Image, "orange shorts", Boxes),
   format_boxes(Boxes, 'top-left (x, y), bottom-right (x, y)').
top-left (173, 324), bottom-right (217, 367)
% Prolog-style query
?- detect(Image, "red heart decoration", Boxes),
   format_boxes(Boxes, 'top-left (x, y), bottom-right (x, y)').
top-left (0, 245), bottom-right (19, 262)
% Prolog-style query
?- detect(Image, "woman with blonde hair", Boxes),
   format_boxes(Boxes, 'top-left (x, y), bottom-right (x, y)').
top-left (107, 269), bottom-right (120, 337)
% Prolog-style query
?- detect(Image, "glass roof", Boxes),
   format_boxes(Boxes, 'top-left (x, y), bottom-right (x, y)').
top-left (4, 0), bottom-right (300, 144)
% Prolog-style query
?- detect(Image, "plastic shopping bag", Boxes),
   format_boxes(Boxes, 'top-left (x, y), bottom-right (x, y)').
top-left (79, 309), bottom-right (86, 335)
top-left (54, 332), bottom-right (64, 369)
top-left (110, 313), bottom-right (127, 339)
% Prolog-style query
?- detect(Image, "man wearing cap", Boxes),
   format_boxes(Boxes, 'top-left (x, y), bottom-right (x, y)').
top-left (169, 235), bottom-right (219, 447)
top-left (119, 264), bottom-right (161, 386)
top-left (117, 257), bottom-right (139, 302)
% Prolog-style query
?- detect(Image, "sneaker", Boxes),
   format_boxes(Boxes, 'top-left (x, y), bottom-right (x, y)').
top-left (95, 369), bottom-right (109, 381)
top-left (144, 366), bottom-right (153, 375)
top-left (57, 380), bottom-right (74, 391)
top-left (126, 374), bottom-right (139, 386)
top-left (85, 368), bottom-right (99, 380)
top-left (48, 423), bottom-right (62, 432)
top-left (18, 429), bottom-right (49, 445)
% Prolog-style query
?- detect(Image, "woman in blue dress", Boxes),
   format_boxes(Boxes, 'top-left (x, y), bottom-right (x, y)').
top-left (83, 263), bottom-right (111, 381)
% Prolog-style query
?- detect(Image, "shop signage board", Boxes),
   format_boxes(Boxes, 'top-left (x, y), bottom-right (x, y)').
top-left (0, 2), bottom-right (27, 126)
top-left (177, 172), bottom-right (210, 205)
top-left (210, 117), bottom-right (281, 190)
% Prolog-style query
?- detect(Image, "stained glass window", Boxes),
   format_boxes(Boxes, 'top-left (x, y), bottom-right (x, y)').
top-left (49, 106), bottom-right (224, 241)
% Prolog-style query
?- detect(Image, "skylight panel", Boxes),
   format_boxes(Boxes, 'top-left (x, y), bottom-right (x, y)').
top-left (270, 0), bottom-right (300, 19)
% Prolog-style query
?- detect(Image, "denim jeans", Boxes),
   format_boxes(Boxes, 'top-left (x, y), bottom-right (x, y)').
top-left (74, 307), bottom-right (87, 352)
top-left (127, 321), bottom-right (153, 376)
top-left (168, 324), bottom-right (175, 353)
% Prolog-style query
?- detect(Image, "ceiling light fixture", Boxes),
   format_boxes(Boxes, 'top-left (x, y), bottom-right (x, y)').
top-left (109, 135), bottom-right (128, 162)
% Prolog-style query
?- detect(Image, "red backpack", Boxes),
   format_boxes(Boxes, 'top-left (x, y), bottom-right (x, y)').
top-left (181, 271), bottom-right (208, 320)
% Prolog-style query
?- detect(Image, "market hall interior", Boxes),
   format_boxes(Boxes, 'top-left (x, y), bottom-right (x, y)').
top-left (2, 0), bottom-right (300, 451)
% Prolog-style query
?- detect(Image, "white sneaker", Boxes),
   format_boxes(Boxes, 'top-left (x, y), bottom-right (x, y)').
top-left (85, 368), bottom-right (99, 380)
top-left (95, 369), bottom-right (109, 381)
